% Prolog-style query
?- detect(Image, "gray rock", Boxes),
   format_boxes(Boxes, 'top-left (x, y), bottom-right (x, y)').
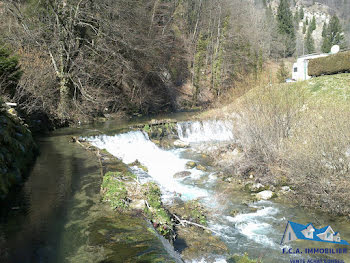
top-left (186, 161), bottom-right (197, 169)
top-left (173, 139), bottom-right (190, 148)
top-left (173, 171), bottom-right (191, 178)
top-left (256, 190), bottom-right (274, 200)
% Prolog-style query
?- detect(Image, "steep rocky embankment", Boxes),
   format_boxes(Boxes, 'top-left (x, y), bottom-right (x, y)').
top-left (0, 100), bottom-right (37, 199)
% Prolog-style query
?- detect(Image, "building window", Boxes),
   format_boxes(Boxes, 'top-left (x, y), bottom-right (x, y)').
top-left (327, 233), bottom-right (331, 238)
top-left (308, 232), bottom-right (311, 236)
top-left (289, 232), bottom-right (291, 240)
top-left (294, 67), bottom-right (298, 72)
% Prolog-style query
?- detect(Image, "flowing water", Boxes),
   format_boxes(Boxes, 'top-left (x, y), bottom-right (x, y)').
top-left (88, 120), bottom-right (350, 263)
top-left (0, 130), bottom-right (182, 263)
top-left (1, 115), bottom-right (350, 263)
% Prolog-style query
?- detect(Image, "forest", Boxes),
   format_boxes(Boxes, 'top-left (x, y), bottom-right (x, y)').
top-left (0, 0), bottom-right (349, 126)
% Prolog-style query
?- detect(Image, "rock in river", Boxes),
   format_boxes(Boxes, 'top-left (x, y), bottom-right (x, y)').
top-left (186, 161), bottom-right (197, 169)
top-left (256, 190), bottom-right (274, 200)
top-left (173, 139), bottom-right (190, 148)
top-left (173, 171), bottom-right (191, 178)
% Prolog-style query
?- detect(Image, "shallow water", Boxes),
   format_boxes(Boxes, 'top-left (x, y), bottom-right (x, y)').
top-left (0, 132), bottom-right (179, 263)
top-left (1, 116), bottom-right (350, 263)
top-left (88, 120), bottom-right (350, 263)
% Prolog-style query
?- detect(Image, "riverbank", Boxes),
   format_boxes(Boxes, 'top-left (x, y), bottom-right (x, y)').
top-left (197, 73), bottom-right (350, 219)
top-left (0, 101), bottom-right (37, 199)
top-left (75, 138), bottom-right (232, 262)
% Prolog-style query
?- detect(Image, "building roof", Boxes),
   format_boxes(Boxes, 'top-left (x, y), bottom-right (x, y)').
top-left (288, 221), bottom-right (349, 245)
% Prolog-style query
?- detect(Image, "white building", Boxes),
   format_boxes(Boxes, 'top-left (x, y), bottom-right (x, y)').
top-left (292, 53), bottom-right (329, 81)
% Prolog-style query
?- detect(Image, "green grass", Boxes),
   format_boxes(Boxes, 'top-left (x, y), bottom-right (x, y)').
top-left (300, 74), bottom-right (350, 103)
top-left (142, 182), bottom-right (173, 238)
top-left (102, 172), bottom-right (129, 209)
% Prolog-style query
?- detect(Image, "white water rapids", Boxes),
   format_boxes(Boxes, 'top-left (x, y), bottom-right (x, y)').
top-left (86, 120), bottom-right (309, 263)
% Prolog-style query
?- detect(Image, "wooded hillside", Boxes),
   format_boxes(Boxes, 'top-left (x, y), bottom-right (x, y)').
top-left (0, 0), bottom-right (348, 124)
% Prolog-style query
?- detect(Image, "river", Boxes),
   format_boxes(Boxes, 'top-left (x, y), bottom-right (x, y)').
top-left (1, 113), bottom-right (349, 263)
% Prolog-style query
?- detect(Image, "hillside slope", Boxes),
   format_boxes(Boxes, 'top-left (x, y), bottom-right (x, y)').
top-left (206, 73), bottom-right (350, 216)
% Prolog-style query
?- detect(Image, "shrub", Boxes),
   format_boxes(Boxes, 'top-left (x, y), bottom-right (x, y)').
top-left (308, 51), bottom-right (350, 77)
top-left (0, 45), bottom-right (22, 98)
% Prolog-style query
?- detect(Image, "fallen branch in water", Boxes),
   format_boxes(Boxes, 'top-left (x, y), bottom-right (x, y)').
top-left (172, 213), bottom-right (220, 235)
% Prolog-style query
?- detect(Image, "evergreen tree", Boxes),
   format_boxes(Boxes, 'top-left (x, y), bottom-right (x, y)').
top-left (306, 18), bottom-right (309, 25)
top-left (299, 8), bottom-right (304, 20)
top-left (321, 15), bottom-right (345, 53)
top-left (294, 9), bottom-right (300, 24)
top-left (277, 0), bottom-right (296, 56)
top-left (303, 22), bottom-right (307, 34)
top-left (277, 61), bottom-right (289, 83)
top-left (322, 22), bottom-right (327, 37)
top-left (305, 26), bottom-right (315, 54)
top-left (310, 16), bottom-right (316, 31)
top-left (0, 45), bottom-right (22, 98)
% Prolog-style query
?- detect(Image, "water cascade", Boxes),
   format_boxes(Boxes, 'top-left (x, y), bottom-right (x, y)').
top-left (176, 120), bottom-right (234, 143)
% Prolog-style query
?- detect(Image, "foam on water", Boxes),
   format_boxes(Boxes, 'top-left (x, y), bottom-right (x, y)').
top-left (88, 131), bottom-right (208, 200)
top-left (223, 204), bottom-right (280, 248)
top-left (177, 120), bottom-right (234, 143)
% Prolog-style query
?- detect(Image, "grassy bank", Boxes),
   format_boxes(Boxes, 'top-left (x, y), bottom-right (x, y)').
top-left (208, 73), bottom-right (350, 217)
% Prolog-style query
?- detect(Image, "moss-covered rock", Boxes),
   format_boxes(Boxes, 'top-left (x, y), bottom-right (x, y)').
top-left (128, 159), bottom-right (148, 172)
top-left (142, 182), bottom-right (174, 239)
top-left (101, 172), bottom-right (129, 209)
top-left (0, 99), bottom-right (38, 199)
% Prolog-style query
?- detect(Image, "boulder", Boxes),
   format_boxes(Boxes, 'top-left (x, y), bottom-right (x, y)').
top-left (129, 199), bottom-right (146, 210)
top-left (196, 164), bottom-right (207, 171)
top-left (250, 183), bottom-right (265, 193)
top-left (256, 190), bottom-right (274, 200)
top-left (173, 171), bottom-right (191, 178)
top-left (281, 186), bottom-right (291, 192)
top-left (186, 161), bottom-right (197, 169)
top-left (173, 139), bottom-right (190, 148)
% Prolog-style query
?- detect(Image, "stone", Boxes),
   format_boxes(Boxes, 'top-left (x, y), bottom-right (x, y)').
top-left (281, 186), bottom-right (291, 192)
top-left (186, 161), bottom-right (197, 169)
top-left (173, 139), bottom-right (189, 148)
top-left (256, 190), bottom-right (274, 200)
top-left (196, 164), bottom-right (207, 171)
top-left (173, 171), bottom-right (191, 178)
top-left (250, 183), bottom-right (265, 193)
top-left (229, 209), bottom-right (239, 217)
top-left (130, 199), bottom-right (145, 210)
top-left (7, 108), bottom-right (17, 116)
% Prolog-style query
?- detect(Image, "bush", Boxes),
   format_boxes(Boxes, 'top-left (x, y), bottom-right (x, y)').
top-left (0, 45), bottom-right (22, 98)
top-left (233, 76), bottom-right (350, 216)
top-left (308, 51), bottom-right (350, 77)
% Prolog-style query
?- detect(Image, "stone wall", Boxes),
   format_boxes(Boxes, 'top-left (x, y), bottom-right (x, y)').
top-left (0, 100), bottom-right (38, 199)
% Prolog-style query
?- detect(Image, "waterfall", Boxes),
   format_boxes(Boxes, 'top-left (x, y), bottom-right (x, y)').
top-left (88, 131), bottom-right (208, 200)
top-left (176, 120), bottom-right (234, 143)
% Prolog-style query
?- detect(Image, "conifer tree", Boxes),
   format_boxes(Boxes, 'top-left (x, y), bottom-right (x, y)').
top-left (321, 15), bottom-right (345, 53)
top-left (310, 16), bottom-right (316, 31)
top-left (277, 0), bottom-right (296, 56)
top-left (0, 45), bottom-right (22, 98)
top-left (299, 8), bottom-right (304, 20)
top-left (277, 61), bottom-right (289, 83)
top-left (305, 26), bottom-right (315, 54)
top-left (303, 22), bottom-right (307, 34)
